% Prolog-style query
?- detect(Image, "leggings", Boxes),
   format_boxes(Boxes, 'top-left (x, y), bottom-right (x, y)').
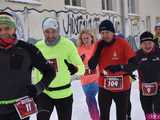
top-left (140, 91), bottom-right (160, 120)
top-left (82, 82), bottom-right (99, 120)
top-left (36, 93), bottom-right (73, 120)
top-left (98, 87), bottom-right (130, 120)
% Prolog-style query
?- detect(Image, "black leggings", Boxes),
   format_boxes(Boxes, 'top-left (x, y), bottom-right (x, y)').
top-left (0, 111), bottom-right (29, 120)
top-left (140, 91), bottom-right (160, 115)
top-left (98, 87), bottom-right (130, 120)
top-left (127, 88), bottom-right (132, 120)
top-left (36, 93), bottom-right (73, 120)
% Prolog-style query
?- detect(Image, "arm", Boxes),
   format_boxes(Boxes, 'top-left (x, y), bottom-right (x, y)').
top-left (67, 42), bottom-right (85, 75)
top-left (28, 44), bottom-right (56, 96)
top-left (88, 40), bottom-right (107, 70)
top-left (105, 56), bottom-right (138, 73)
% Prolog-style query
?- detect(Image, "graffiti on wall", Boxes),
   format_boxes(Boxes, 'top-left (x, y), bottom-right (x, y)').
top-left (1, 8), bottom-right (122, 42)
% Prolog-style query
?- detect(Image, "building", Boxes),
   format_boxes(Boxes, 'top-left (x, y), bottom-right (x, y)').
top-left (0, 0), bottom-right (160, 45)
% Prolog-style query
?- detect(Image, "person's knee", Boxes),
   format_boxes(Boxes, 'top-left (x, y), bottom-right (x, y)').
top-left (37, 110), bottom-right (52, 120)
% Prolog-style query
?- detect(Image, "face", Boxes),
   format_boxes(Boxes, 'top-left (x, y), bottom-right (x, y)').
top-left (0, 24), bottom-right (16, 37)
top-left (155, 26), bottom-right (160, 37)
top-left (81, 33), bottom-right (92, 46)
top-left (44, 28), bottom-right (58, 42)
top-left (141, 41), bottom-right (155, 53)
top-left (100, 31), bottom-right (114, 42)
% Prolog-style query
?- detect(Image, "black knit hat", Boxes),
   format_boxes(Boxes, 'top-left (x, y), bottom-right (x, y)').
top-left (99, 20), bottom-right (115, 33)
top-left (140, 31), bottom-right (154, 44)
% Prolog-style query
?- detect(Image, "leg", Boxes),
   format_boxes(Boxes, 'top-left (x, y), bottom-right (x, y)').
top-left (140, 92), bottom-right (153, 120)
top-left (113, 90), bottom-right (129, 120)
top-left (98, 87), bottom-right (112, 120)
top-left (82, 82), bottom-right (99, 120)
top-left (127, 88), bottom-right (132, 120)
top-left (55, 95), bottom-right (73, 120)
top-left (153, 93), bottom-right (160, 119)
top-left (35, 93), bottom-right (54, 120)
top-left (0, 111), bottom-right (29, 120)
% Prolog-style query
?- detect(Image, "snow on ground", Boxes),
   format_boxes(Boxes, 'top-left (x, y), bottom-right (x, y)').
top-left (30, 74), bottom-right (145, 120)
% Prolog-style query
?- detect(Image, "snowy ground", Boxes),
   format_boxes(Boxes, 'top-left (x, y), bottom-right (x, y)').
top-left (30, 76), bottom-right (145, 120)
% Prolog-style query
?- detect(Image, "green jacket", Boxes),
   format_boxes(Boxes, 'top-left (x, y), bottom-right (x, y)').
top-left (33, 36), bottom-right (85, 99)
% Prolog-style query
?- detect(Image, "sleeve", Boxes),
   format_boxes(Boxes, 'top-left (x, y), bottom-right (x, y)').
top-left (29, 44), bottom-right (56, 91)
top-left (123, 55), bottom-right (139, 73)
top-left (88, 41), bottom-right (100, 70)
top-left (67, 42), bottom-right (85, 75)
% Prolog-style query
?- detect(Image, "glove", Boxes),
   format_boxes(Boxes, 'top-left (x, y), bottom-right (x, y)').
top-left (80, 54), bottom-right (85, 61)
top-left (26, 85), bottom-right (38, 98)
top-left (64, 59), bottom-right (78, 75)
top-left (105, 65), bottom-right (123, 73)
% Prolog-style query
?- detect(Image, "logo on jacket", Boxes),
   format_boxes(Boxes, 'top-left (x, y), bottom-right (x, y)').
top-left (112, 51), bottom-right (119, 60)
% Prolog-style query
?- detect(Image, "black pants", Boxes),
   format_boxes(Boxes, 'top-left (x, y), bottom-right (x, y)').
top-left (127, 88), bottom-right (132, 120)
top-left (0, 111), bottom-right (29, 120)
top-left (140, 91), bottom-right (160, 115)
top-left (98, 87), bottom-right (130, 120)
top-left (36, 93), bottom-right (73, 120)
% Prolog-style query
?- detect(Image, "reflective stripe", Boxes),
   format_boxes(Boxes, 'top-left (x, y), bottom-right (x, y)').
top-left (0, 99), bottom-right (17, 105)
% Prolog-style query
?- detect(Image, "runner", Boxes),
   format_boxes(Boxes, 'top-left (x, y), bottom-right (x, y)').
top-left (0, 12), bottom-right (55, 120)
top-left (106, 31), bottom-right (160, 120)
top-left (34, 17), bottom-right (85, 120)
top-left (154, 23), bottom-right (160, 47)
top-left (77, 29), bottom-right (99, 120)
top-left (88, 19), bottom-right (135, 120)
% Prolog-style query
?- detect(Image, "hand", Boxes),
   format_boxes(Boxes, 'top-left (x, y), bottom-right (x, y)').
top-left (64, 59), bottom-right (78, 75)
top-left (26, 85), bottom-right (38, 98)
top-left (105, 65), bottom-right (123, 73)
top-left (80, 54), bottom-right (85, 61)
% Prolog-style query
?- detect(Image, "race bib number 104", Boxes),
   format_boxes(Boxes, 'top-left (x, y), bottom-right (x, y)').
top-left (104, 76), bottom-right (123, 90)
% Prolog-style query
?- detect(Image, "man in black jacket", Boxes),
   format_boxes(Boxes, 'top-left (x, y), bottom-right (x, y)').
top-left (0, 12), bottom-right (56, 120)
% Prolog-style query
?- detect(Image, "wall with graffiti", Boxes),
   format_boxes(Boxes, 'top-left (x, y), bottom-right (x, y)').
top-left (0, 7), bottom-right (122, 44)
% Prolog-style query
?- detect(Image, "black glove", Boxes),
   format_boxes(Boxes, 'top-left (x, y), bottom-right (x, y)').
top-left (64, 59), bottom-right (78, 75)
top-left (105, 65), bottom-right (123, 73)
top-left (27, 85), bottom-right (38, 98)
top-left (80, 54), bottom-right (86, 61)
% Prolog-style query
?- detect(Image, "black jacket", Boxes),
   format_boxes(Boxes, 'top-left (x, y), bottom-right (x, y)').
top-left (123, 48), bottom-right (160, 83)
top-left (0, 40), bottom-right (55, 113)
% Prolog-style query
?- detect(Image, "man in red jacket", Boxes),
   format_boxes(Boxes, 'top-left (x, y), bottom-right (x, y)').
top-left (89, 20), bottom-right (135, 120)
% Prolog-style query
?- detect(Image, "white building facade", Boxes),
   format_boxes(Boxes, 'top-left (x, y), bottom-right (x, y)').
top-left (0, 0), bottom-right (160, 44)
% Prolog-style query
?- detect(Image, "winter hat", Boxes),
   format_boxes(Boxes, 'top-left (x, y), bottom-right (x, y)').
top-left (99, 19), bottom-right (115, 33)
top-left (42, 17), bottom-right (59, 31)
top-left (140, 31), bottom-right (154, 44)
top-left (0, 12), bottom-right (16, 28)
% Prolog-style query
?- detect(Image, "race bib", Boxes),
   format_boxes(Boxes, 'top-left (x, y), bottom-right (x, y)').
top-left (142, 82), bottom-right (158, 96)
top-left (84, 65), bottom-right (96, 75)
top-left (104, 76), bottom-right (123, 90)
top-left (48, 59), bottom-right (58, 72)
top-left (14, 96), bottom-right (38, 119)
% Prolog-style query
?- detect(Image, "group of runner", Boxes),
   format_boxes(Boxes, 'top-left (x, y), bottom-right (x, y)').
top-left (0, 11), bottom-right (160, 120)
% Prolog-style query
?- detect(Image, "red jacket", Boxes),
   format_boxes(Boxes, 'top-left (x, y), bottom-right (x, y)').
top-left (97, 36), bottom-right (135, 92)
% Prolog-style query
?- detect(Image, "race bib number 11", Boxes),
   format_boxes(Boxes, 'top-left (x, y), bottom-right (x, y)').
top-left (104, 76), bottom-right (123, 90)
top-left (14, 96), bottom-right (38, 119)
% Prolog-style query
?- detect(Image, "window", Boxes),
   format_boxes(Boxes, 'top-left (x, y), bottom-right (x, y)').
top-left (128, 0), bottom-right (137, 14)
top-left (8, 0), bottom-right (41, 5)
top-left (102, 0), bottom-right (117, 11)
top-left (65, 0), bottom-right (85, 7)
